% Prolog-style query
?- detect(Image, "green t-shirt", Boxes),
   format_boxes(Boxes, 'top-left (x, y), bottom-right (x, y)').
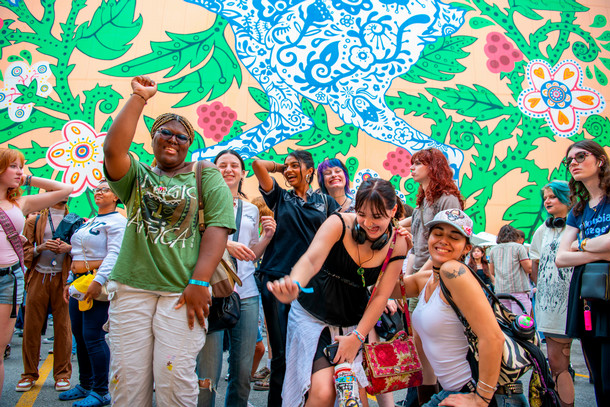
top-left (105, 154), bottom-right (236, 292)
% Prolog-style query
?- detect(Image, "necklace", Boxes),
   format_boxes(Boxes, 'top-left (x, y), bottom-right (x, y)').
top-left (153, 162), bottom-right (188, 194)
top-left (336, 195), bottom-right (348, 207)
top-left (356, 244), bottom-right (375, 287)
top-left (432, 265), bottom-right (441, 282)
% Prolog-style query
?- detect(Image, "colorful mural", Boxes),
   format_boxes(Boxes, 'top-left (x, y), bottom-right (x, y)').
top-left (1, 0), bottom-right (610, 238)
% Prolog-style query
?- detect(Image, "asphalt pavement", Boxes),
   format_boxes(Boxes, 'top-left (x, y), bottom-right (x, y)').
top-left (1, 325), bottom-right (597, 406)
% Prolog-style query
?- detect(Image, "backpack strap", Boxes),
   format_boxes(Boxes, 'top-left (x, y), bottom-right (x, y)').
top-left (0, 207), bottom-right (24, 318)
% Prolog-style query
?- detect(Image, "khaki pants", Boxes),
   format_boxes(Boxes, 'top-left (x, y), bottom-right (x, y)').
top-left (21, 270), bottom-right (72, 381)
top-left (107, 281), bottom-right (206, 407)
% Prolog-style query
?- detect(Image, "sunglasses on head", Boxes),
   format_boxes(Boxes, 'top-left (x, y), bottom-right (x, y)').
top-left (155, 128), bottom-right (190, 145)
top-left (562, 151), bottom-right (593, 167)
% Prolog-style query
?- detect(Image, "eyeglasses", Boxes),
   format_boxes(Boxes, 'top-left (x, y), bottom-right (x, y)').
top-left (94, 187), bottom-right (111, 194)
top-left (155, 128), bottom-right (190, 145)
top-left (562, 151), bottom-right (593, 167)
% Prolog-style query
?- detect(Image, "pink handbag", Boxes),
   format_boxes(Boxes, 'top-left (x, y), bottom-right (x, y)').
top-left (361, 233), bottom-right (423, 394)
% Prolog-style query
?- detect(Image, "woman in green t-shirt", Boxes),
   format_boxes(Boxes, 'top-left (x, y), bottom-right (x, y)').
top-left (102, 76), bottom-right (235, 407)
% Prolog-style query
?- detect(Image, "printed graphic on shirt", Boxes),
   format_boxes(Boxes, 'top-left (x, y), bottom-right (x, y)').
top-left (581, 212), bottom-right (610, 237)
top-left (128, 172), bottom-right (198, 248)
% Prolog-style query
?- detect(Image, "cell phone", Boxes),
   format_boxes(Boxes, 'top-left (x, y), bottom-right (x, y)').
top-left (323, 341), bottom-right (339, 365)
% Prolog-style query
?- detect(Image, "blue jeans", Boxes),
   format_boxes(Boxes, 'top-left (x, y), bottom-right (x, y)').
top-left (197, 295), bottom-right (260, 407)
top-left (422, 389), bottom-right (528, 407)
top-left (69, 297), bottom-right (110, 395)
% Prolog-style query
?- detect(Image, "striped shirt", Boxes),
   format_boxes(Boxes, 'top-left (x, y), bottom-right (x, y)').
top-left (489, 242), bottom-right (530, 294)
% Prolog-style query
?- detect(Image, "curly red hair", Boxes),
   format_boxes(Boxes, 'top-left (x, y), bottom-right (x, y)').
top-left (411, 148), bottom-right (464, 209)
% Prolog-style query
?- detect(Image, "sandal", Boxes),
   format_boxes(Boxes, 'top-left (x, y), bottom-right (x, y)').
top-left (253, 375), bottom-right (270, 391)
top-left (73, 390), bottom-right (111, 407)
top-left (59, 384), bottom-right (90, 401)
top-left (15, 378), bottom-right (36, 392)
top-left (55, 378), bottom-right (71, 391)
top-left (251, 366), bottom-right (270, 381)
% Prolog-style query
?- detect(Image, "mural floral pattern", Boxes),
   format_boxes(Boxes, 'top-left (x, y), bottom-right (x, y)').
top-left (0, 0), bottom-right (610, 238)
top-left (47, 120), bottom-right (106, 197)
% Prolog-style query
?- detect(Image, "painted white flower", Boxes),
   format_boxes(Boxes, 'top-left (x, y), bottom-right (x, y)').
top-left (349, 46), bottom-right (375, 70)
top-left (0, 61), bottom-right (53, 122)
top-left (47, 120), bottom-right (106, 197)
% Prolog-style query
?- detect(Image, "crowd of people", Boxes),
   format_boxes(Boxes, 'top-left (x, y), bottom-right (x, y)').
top-left (0, 75), bottom-right (608, 407)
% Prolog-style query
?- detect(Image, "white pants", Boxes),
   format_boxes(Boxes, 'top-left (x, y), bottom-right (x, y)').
top-left (107, 281), bottom-right (206, 407)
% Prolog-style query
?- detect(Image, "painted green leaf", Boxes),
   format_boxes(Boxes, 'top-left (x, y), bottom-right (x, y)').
top-left (449, 120), bottom-right (485, 150)
top-left (602, 42), bottom-right (610, 52)
top-left (74, 0), bottom-right (142, 60)
top-left (428, 85), bottom-right (509, 121)
top-left (101, 117), bottom-right (113, 133)
top-left (594, 65), bottom-right (608, 86)
top-left (249, 87), bottom-right (270, 111)
top-left (509, 0), bottom-right (588, 12)
top-left (8, 141), bottom-right (47, 165)
top-left (503, 184), bottom-right (546, 241)
top-left (129, 142), bottom-right (154, 164)
top-left (0, 19), bottom-right (15, 60)
top-left (0, 109), bottom-right (65, 143)
top-left (469, 17), bottom-right (494, 30)
top-left (102, 17), bottom-right (241, 107)
top-left (597, 31), bottom-right (610, 42)
top-left (586, 66), bottom-right (594, 79)
top-left (449, 2), bottom-right (475, 12)
top-left (591, 15), bottom-right (607, 28)
top-left (345, 157), bottom-right (359, 183)
top-left (510, 6), bottom-right (543, 21)
top-left (600, 58), bottom-right (610, 71)
top-left (401, 36), bottom-right (476, 84)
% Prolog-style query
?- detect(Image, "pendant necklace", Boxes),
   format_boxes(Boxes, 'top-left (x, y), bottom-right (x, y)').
top-left (432, 265), bottom-right (441, 282)
top-left (356, 245), bottom-right (375, 287)
top-left (154, 163), bottom-right (188, 194)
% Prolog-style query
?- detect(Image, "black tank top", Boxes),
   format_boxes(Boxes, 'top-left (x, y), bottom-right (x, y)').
top-left (297, 213), bottom-right (405, 326)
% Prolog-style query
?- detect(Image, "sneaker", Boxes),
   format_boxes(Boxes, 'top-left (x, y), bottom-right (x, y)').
top-left (253, 375), bottom-right (269, 391)
top-left (4, 344), bottom-right (10, 360)
top-left (42, 336), bottom-right (54, 344)
top-left (55, 378), bottom-right (71, 391)
top-left (225, 373), bottom-right (230, 381)
top-left (14, 328), bottom-right (23, 337)
top-left (73, 391), bottom-right (111, 407)
top-left (15, 378), bottom-right (36, 392)
top-left (251, 366), bottom-right (270, 381)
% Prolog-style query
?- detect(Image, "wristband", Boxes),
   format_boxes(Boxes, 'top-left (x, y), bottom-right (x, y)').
top-left (24, 175), bottom-right (32, 187)
top-left (351, 329), bottom-right (365, 344)
top-left (295, 281), bottom-right (313, 293)
top-left (188, 279), bottom-right (210, 287)
top-left (131, 93), bottom-right (147, 105)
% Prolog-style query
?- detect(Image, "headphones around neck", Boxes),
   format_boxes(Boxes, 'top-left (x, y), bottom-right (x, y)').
top-left (352, 219), bottom-right (393, 250)
top-left (545, 216), bottom-right (566, 229)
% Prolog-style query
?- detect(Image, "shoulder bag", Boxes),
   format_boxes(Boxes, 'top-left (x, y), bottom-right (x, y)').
top-left (195, 161), bottom-right (241, 332)
top-left (195, 160), bottom-right (242, 298)
top-left (580, 262), bottom-right (609, 301)
top-left (439, 265), bottom-right (559, 405)
top-left (361, 231), bottom-right (423, 395)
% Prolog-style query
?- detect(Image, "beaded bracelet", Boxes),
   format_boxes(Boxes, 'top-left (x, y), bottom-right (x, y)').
top-left (188, 279), bottom-right (210, 287)
top-left (24, 175), bottom-right (32, 187)
top-left (351, 329), bottom-right (365, 344)
top-left (131, 93), bottom-right (147, 105)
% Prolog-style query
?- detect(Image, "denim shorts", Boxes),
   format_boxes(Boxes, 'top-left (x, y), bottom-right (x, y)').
top-left (0, 266), bottom-right (24, 305)
top-left (423, 389), bottom-right (528, 407)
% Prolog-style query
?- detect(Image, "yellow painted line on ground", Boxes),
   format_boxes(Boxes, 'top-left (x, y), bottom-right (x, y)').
top-left (16, 354), bottom-right (54, 407)
top-left (575, 373), bottom-right (590, 379)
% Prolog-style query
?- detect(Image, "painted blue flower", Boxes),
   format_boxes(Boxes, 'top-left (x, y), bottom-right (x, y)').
top-left (349, 46), bottom-right (375, 70)
top-left (340, 15), bottom-right (354, 27)
top-left (315, 92), bottom-right (326, 101)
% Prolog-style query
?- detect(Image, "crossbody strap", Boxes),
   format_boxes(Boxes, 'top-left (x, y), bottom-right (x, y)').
top-left (0, 207), bottom-right (25, 270)
top-left (196, 161), bottom-right (205, 234)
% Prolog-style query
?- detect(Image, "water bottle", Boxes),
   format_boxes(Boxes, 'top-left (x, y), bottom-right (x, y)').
top-left (334, 362), bottom-right (362, 407)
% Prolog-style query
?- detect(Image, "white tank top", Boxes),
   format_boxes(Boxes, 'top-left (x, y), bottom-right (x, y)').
top-left (411, 277), bottom-right (472, 391)
top-left (0, 205), bottom-right (25, 266)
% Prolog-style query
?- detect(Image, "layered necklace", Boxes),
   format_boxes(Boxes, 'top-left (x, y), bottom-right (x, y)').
top-left (432, 265), bottom-right (441, 282)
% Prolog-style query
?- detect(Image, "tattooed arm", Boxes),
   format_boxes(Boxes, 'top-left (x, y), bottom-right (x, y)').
top-left (439, 261), bottom-right (504, 406)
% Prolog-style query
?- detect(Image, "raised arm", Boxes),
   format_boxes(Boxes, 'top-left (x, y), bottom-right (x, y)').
top-left (267, 214), bottom-right (343, 303)
top-left (104, 76), bottom-right (157, 181)
top-left (18, 176), bottom-right (72, 216)
top-left (252, 159), bottom-right (285, 193)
